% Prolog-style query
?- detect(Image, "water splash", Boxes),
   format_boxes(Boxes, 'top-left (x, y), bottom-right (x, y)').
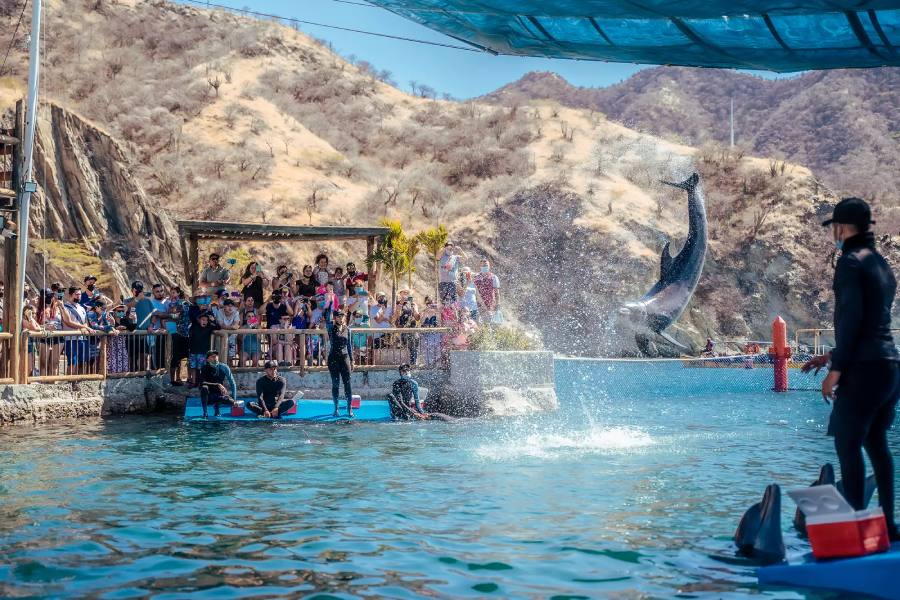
top-left (475, 426), bottom-right (654, 460)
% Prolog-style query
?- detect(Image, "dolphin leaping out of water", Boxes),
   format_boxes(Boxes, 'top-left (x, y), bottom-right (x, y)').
top-left (619, 172), bottom-right (707, 349)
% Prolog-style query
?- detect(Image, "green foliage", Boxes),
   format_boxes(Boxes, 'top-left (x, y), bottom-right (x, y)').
top-left (415, 224), bottom-right (449, 301)
top-left (366, 219), bottom-right (410, 304)
top-left (32, 238), bottom-right (109, 289)
top-left (467, 325), bottom-right (536, 351)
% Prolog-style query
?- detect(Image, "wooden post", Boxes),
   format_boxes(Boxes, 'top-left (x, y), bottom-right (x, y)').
top-left (99, 336), bottom-right (109, 378)
top-left (366, 236), bottom-right (376, 294)
top-left (187, 234), bottom-right (199, 296)
top-left (298, 333), bottom-right (306, 375)
top-left (5, 101), bottom-right (25, 383)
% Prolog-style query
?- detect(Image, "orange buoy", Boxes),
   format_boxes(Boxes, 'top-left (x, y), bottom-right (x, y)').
top-left (768, 316), bottom-right (792, 392)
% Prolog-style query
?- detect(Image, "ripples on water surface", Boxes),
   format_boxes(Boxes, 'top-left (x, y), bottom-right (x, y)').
top-left (0, 360), bottom-right (893, 598)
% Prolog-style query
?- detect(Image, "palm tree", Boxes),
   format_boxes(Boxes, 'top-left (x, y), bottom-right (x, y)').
top-left (403, 235), bottom-right (421, 290)
top-left (415, 224), bottom-right (448, 302)
top-left (367, 219), bottom-right (409, 305)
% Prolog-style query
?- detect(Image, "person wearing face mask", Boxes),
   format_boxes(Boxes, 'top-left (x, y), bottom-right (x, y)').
top-left (198, 350), bottom-right (237, 418)
top-left (473, 258), bottom-right (501, 324)
top-left (80, 275), bottom-right (101, 307)
top-left (387, 364), bottom-right (454, 421)
top-left (802, 197), bottom-right (900, 543)
top-left (438, 242), bottom-right (467, 304)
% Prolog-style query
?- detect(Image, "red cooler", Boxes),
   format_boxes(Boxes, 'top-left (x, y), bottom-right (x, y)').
top-left (231, 401), bottom-right (245, 417)
top-left (789, 484), bottom-right (890, 559)
top-left (351, 394), bottom-right (361, 409)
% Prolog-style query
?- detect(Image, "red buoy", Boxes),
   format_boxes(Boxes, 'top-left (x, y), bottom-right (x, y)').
top-left (769, 316), bottom-right (792, 392)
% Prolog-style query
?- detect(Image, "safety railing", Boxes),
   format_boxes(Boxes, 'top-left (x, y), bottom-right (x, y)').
top-left (213, 327), bottom-right (451, 372)
top-left (0, 332), bottom-right (13, 383)
top-left (22, 330), bottom-right (170, 383)
top-left (349, 327), bottom-right (451, 370)
top-left (105, 331), bottom-right (171, 379)
top-left (214, 328), bottom-right (330, 373)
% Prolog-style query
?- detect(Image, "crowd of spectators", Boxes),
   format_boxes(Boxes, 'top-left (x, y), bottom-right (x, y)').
top-left (14, 242), bottom-right (501, 380)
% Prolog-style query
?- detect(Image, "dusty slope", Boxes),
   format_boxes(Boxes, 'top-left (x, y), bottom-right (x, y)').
top-left (482, 68), bottom-right (900, 209)
top-left (1, 0), bottom-right (892, 353)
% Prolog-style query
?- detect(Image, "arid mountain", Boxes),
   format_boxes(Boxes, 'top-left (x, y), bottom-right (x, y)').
top-left (0, 0), bottom-right (896, 354)
top-left (482, 68), bottom-right (900, 209)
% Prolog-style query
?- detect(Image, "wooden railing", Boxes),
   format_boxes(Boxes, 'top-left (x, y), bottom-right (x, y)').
top-left (22, 330), bottom-right (170, 383)
top-left (793, 328), bottom-right (900, 356)
top-left (213, 327), bottom-right (451, 372)
top-left (0, 332), bottom-right (14, 383)
top-left (1, 326), bottom-right (453, 384)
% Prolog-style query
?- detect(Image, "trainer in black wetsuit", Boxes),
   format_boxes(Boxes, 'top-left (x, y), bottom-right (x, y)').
top-left (388, 363), bottom-right (426, 420)
top-left (248, 360), bottom-right (295, 418)
top-left (198, 350), bottom-right (237, 418)
top-left (803, 197), bottom-right (900, 542)
top-left (326, 310), bottom-right (354, 417)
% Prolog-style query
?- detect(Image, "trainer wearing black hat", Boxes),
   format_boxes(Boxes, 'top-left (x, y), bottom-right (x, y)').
top-left (248, 360), bottom-right (294, 418)
top-left (803, 197), bottom-right (900, 541)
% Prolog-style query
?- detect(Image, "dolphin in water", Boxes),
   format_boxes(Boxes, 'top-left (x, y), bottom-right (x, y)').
top-left (620, 172), bottom-right (707, 349)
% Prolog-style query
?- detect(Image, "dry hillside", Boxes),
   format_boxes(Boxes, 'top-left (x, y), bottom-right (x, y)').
top-left (1, 0), bottom-right (896, 354)
top-left (482, 68), bottom-right (900, 210)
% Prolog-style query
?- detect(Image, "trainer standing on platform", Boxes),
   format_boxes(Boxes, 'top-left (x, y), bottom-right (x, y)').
top-left (803, 197), bottom-right (900, 542)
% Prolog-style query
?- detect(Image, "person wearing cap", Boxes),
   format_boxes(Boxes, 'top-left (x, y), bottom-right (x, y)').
top-left (198, 350), bottom-right (236, 418)
top-left (79, 275), bottom-right (101, 307)
top-left (802, 197), bottom-right (900, 542)
top-left (326, 310), bottom-right (355, 417)
top-left (439, 242), bottom-right (467, 304)
top-left (248, 360), bottom-right (294, 418)
top-left (199, 253), bottom-right (230, 295)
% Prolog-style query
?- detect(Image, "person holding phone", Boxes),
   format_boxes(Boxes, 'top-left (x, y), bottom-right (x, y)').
top-left (241, 261), bottom-right (267, 308)
top-left (199, 253), bottom-right (230, 295)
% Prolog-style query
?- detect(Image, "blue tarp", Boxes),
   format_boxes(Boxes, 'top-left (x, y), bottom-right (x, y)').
top-left (368, 1), bottom-right (900, 71)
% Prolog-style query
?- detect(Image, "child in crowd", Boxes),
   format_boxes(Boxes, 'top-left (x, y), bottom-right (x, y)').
top-left (273, 314), bottom-right (296, 365)
top-left (241, 296), bottom-right (260, 367)
top-left (188, 312), bottom-right (219, 387)
top-left (331, 266), bottom-right (346, 302)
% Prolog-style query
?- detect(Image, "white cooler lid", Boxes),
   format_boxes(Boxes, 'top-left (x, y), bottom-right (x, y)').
top-left (788, 484), bottom-right (854, 518)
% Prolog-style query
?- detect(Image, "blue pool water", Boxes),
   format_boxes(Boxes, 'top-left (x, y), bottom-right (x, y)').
top-left (0, 360), bottom-right (895, 599)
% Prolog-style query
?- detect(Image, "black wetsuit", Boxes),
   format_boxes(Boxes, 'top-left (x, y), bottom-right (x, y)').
top-left (248, 375), bottom-right (295, 417)
top-left (389, 376), bottom-right (421, 420)
top-left (828, 231), bottom-right (900, 536)
top-left (327, 321), bottom-right (353, 413)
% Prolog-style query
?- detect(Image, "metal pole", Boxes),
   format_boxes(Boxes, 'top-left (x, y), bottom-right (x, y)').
top-left (15, 0), bottom-right (41, 359)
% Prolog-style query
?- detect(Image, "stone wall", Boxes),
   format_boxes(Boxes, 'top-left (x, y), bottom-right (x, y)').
top-left (0, 368), bottom-right (450, 426)
top-left (430, 351), bottom-right (558, 417)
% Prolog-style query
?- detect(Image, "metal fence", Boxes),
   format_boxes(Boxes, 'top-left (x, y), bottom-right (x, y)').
top-left (213, 327), bottom-right (451, 372)
top-left (3, 326), bottom-right (452, 383)
top-left (22, 330), bottom-right (170, 383)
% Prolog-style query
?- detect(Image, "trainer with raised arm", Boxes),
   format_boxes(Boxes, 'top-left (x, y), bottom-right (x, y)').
top-left (248, 360), bottom-right (295, 418)
top-left (802, 197), bottom-right (900, 542)
top-left (199, 350), bottom-right (237, 418)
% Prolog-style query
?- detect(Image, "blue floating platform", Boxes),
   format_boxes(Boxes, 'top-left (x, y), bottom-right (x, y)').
top-left (758, 544), bottom-right (900, 599)
top-left (183, 397), bottom-right (392, 422)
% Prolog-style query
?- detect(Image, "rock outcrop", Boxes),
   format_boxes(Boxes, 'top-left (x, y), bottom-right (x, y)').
top-left (22, 104), bottom-right (184, 296)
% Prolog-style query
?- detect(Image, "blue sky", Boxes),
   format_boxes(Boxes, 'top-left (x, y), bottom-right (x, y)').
top-left (180, 0), bottom-right (649, 99)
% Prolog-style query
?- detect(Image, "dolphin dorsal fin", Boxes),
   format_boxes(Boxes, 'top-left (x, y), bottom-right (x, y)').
top-left (660, 241), bottom-right (674, 280)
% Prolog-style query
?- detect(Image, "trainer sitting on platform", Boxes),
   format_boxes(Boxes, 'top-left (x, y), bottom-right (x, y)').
top-left (248, 360), bottom-right (295, 418)
top-left (199, 350), bottom-right (237, 418)
top-left (387, 364), bottom-right (455, 422)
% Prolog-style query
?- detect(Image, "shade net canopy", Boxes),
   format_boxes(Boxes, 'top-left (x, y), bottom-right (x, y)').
top-left (368, 1), bottom-right (900, 71)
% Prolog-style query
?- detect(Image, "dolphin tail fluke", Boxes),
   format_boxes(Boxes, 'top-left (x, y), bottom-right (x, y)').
top-left (661, 172), bottom-right (700, 191)
top-left (658, 330), bottom-right (687, 349)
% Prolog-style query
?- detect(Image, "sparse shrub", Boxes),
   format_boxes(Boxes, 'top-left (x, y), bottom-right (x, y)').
top-left (468, 325), bottom-right (537, 351)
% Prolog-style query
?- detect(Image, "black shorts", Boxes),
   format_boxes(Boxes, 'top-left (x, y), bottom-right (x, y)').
top-left (171, 335), bottom-right (189, 366)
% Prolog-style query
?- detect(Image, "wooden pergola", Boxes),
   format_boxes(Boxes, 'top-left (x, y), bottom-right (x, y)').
top-left (176, 220), bottom-right (389, 295)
